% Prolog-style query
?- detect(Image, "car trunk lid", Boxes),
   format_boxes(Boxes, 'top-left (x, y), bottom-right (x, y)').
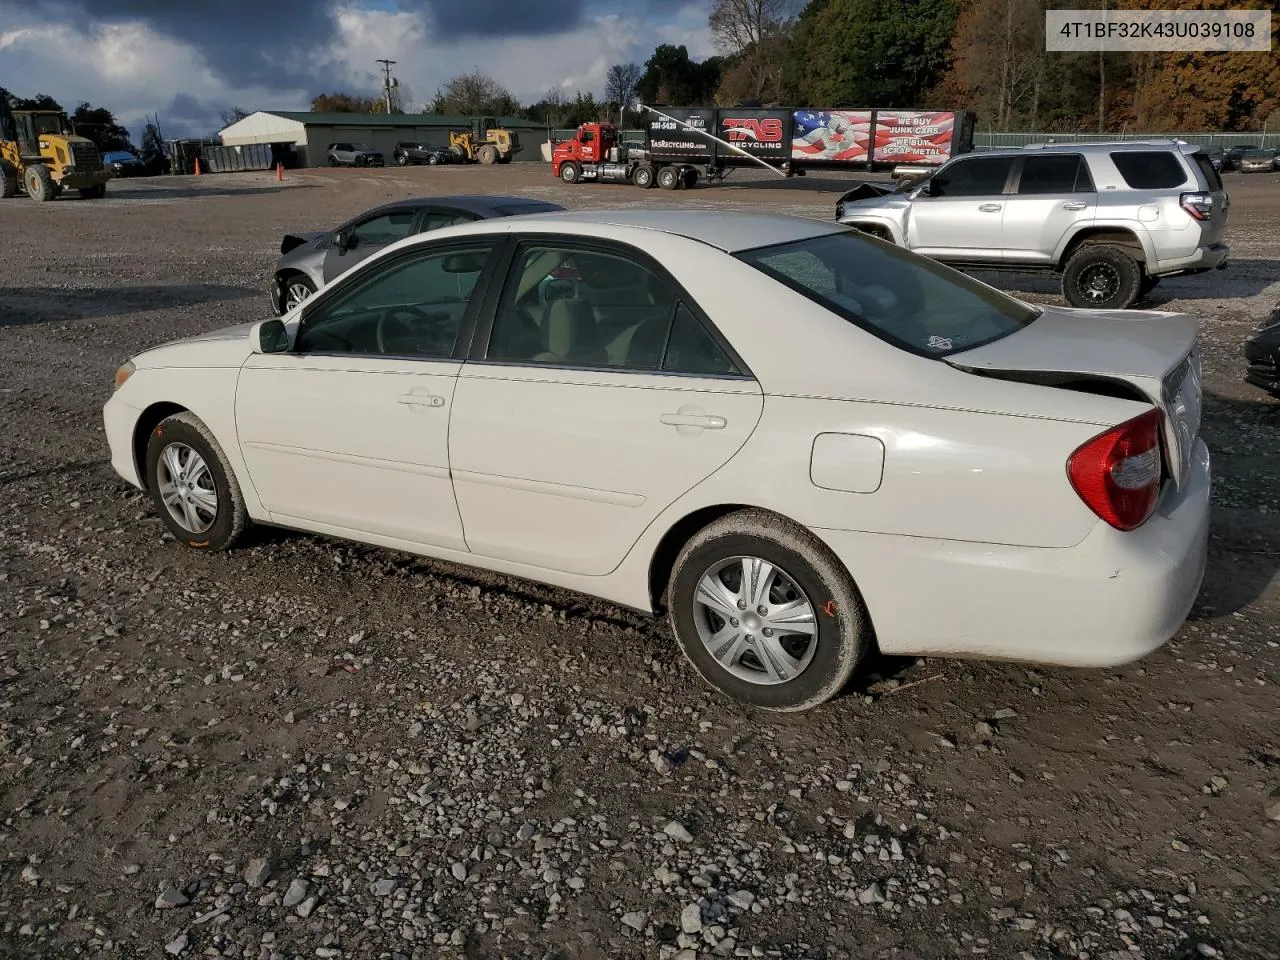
top-left (945, 305), bottom-right (1202, 489)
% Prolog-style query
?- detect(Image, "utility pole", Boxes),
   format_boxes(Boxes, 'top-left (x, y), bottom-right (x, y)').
top-left (377, 58), bottom-right (397, 114)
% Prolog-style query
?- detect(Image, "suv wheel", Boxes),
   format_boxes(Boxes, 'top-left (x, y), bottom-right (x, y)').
top-left (1062, 244), bottom-right (1142, 310)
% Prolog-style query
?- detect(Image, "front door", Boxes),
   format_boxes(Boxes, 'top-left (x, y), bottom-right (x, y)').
top-left (906, 155), bottom-right (1016, 259)
top-left (1001, 153), bottom-right (1097, 264)
top-left (448, 239), bottom-right (763, 576)
top-left (322, 206), bottom-right (422, 282)
top-left (236, 239), bottom-right (500, 550)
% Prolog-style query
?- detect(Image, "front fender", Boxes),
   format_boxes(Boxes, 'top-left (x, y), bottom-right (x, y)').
top-left (840, 216), bottom-right (904, 245)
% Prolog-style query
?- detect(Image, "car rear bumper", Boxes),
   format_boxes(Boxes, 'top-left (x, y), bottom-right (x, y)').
top-left (1153, 242), bottom-right (1228, 276)
top-left (103, 394), bottom-right (144, 490)
top-left (814, 438), bottom-right (1211, 667)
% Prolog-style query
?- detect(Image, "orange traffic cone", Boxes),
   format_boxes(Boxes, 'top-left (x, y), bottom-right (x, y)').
top-left (276, 162), bottom-right (283, 182)
top-left (193, 158), bottom-right (201, 176)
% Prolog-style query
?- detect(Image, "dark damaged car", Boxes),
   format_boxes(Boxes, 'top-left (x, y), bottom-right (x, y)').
top-left (271, 195), bottom-right (565, 313)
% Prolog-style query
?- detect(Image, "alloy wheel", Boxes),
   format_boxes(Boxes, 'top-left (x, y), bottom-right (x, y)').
top-left (156, 442), bottom-right (218, 534)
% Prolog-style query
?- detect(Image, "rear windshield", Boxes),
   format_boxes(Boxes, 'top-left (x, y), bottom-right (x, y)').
top-left (1110, 151), bottom-right (1189, 189)
top-left (737, 232), bottom-right (1038, 358)
top-left (1192, 152), bottom-right (1223, 190)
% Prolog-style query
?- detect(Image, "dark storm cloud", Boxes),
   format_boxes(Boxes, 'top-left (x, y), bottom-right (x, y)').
top-left (424, 0), bottom-right (586, 38)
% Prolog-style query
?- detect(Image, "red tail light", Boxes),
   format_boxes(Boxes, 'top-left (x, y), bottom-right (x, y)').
top-left (1180, 191), bottom-right (1214, 221)
top-left (1067, 409), bottom-right (1164, 531)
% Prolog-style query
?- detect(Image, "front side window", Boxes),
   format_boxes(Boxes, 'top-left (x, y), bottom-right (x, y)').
top-left (348, 210), bottom-right (418, 248)
top-left (487, 243), bottom-right (741, 375)
top-left (296, 244), bottom-right (493, 357)
top-left (927, 156), bottom-right (1014, 197)
top-left (738, 231), bottom-right (1038, 358)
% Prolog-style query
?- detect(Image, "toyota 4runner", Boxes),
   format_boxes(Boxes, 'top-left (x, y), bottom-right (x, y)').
top-left (836, 141), bottom-right (1229, 310)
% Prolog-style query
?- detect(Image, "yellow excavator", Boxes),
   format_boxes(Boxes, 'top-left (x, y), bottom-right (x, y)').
top-left (0, 100), bottom-right (111, 201)
top-left (448, 117), bottom-right (519, 165)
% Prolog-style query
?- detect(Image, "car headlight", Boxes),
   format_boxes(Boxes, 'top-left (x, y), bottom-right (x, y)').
top-left (114, 360), bottom-right (136, 391)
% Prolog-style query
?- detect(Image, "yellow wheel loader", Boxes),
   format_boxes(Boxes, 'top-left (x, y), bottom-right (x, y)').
top-left (0, 102), bottom-right (111, 201)
top-left (447, 117), bottom-right (519, 165)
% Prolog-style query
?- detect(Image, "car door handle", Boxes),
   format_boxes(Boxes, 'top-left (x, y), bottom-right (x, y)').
top-left (661, 412), bottom-right (726, 430)
top-left (978, 203), bottom-right (1002, 212)
top-left (397, 393), bottom-right (445, 408)
top-left (1061, 201), bottom-right (1088, 211)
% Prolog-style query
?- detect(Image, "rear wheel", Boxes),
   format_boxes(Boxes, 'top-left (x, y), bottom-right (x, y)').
top-left (145, 412), bottom-right (249, 551)
top-left (680, 166), bottom-right (699, 188)
top-left (355, 155), bottom-right (367, 167)
top-left (657, 165), bottom-right (680, 190)
top-left (633, 165), bottom-right (655, 189)
top-left (24, 164), bottom-right (55, 202)
top-left (1062, 244), bottom-right (1142, 310)
top-left (559, 161), bottom-right (581, 184)
top-left (79, 183), bottom-right (107, 199)
top-left (477, 144), bottom-right (499, 165)
top-left (668, 510), bottom-right (869, 712)
top-left (0, 161), bottom-right (17, 198)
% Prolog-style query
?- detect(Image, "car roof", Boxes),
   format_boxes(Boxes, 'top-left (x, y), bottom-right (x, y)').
top-left (352, 196), bottom-right (566, 219)
top-left (489, 209), bottom-right (848, 253)
top-left (975, 140), bottom-right (1203, 158)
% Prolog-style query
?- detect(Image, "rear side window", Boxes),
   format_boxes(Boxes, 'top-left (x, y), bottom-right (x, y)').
top-left (1017, 154), bottom-right (1094, 194)
top-left (1192, 153), bottom-right (1223, 190)
top-left (1110, 151), bottom-right (1189, 189)
top-left (928, 156), bottom-right (1014, 197)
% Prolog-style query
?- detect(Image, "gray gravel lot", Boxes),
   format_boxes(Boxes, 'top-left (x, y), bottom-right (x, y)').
top-left (1, 164), bottom-right (1278, 960)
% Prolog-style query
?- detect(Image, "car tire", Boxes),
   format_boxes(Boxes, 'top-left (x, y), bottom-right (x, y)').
top-left (1062, 244), bottom-right (1142, 310)
top-left (355, 156), bottom-right (367, 167)
top-left (657, 165), bottom-right (680, 190)
top-left (280, 274), bottom-right (316, 313)
top-left (633, 165), bottom-right (655, 189)
top-left (427, 154), bottom-right (440, 165)
top-left (145, 412), bottom-right (249, 551)
top-left (477, 145), bottom-right (499, 165)
top-left (395, 153), bottom-right (408, 166)
top-left (559, 161), bottom-right (581, 184)
top-left (667, 510), bottom-right (870, 712)
top-left (0, 161), bottom-right (17, 198)
top-left (24, 164), bottom-right (55, 202)
top-left (327, 157), bottom-right (338, 167)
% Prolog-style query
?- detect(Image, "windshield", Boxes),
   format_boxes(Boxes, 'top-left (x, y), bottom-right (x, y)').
top-left (30, 114), bottom-right (71, 136)
top-left (737, 232), bottom-right (1039, 358)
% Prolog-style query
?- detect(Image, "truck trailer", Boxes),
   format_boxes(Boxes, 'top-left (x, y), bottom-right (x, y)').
top-left (551, 106), bottom-right (975, 189)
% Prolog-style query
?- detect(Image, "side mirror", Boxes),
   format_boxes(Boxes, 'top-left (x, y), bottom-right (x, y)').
top-left (251, 318), bottom-right (290, 354)
top-left (336, 229), bottom-right (352, 254)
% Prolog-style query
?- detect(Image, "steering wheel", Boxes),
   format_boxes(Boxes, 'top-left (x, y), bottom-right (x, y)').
top-left (376, 305), bottom-right (432, 354)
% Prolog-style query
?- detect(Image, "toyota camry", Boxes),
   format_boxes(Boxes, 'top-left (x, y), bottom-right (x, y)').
top-left (104, 210), bottom-right (1209, 711)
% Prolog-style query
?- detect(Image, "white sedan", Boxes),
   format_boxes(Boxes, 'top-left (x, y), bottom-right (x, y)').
top-left (104, 209), bottom-right (1209, 711)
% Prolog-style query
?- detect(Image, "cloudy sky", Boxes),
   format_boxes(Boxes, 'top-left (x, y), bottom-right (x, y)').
top-left (0, 0), bottom-right (715, 142)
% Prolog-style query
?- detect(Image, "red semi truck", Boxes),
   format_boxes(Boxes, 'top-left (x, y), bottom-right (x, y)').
top-left (552, 106), bottom-right (975, 189)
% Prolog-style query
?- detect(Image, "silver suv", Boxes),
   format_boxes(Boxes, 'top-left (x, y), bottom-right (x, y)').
top-left (836, 141), bottom-right (1229, 310)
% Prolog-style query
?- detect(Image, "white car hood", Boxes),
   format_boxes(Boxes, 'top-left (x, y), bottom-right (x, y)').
top-left (134, 320), bottom-right (260, 368)
top-left (947, 305), bottom-right (1202, 488)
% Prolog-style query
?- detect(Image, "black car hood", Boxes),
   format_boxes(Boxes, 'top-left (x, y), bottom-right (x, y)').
top-left (280, 231), bottom-right (327, 255)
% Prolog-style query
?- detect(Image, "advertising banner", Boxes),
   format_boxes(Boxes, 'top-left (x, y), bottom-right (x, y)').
top-left (869, 111), bottom-right (958, 164)
top-left (646, 108), bottom-right (717, 157)
top-left (716, 109), bottom-right (791, 160)
top-left (791, 110), bottom-right (872, 162)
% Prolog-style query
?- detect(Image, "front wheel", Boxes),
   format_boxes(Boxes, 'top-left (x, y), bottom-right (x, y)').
top-left (1062, 244), bottom-right (1142, 310)
top-left (559, 161), bottom-right (580, 184)
top-left (145, 412), bottom-right (249, 551)
top-left (281, 274), bottom-right (316, 313)
top-left (24, 164), bottom-right (55, 202)
top-left (667, 510), bottom-right (869, 711)
top-left (395, 153), bottom-right (408, 166)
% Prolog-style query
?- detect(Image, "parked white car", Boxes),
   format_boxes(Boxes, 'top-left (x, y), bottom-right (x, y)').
top-left (104, 210), bottom-right (1209, 711)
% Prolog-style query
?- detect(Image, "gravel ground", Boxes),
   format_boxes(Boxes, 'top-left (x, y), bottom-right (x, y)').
top-left (1, 164), bottom-right (1278, 960)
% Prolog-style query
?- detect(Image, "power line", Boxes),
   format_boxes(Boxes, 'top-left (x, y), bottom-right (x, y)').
top-left (376, 58), bottom-right (397, 114)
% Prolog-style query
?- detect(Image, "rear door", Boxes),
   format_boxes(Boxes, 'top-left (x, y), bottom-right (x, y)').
top-left (906, 155), bottom-right (1015, 259)
top-left (448, 238), bottom-right (763, 576)
top-left (322, 206), bottom-right (423, 282)
top-left (1001, 153), bottom-right (1096, 264)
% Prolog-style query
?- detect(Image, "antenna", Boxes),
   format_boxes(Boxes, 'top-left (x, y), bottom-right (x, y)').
top-left (376, 58), bottom-right (398, 114)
